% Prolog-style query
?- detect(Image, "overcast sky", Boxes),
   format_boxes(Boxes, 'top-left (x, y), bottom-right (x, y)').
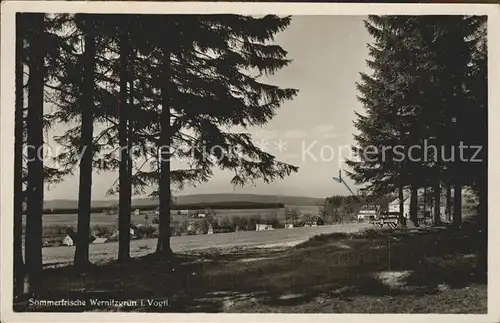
top-left (43, 15), bottom-right (373, 201)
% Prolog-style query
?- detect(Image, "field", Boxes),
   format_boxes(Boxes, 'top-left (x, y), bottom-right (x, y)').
top-left (36, 205), bottom-right (321, 229)
top-left (41, 223), bottom-right (371, 266)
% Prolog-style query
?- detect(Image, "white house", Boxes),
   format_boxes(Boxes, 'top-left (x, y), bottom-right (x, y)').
top-left (357, 205), bottom-right (379, 221)
top-left (256, 224), bottom-right (273, 231)
top-left (109, 225), bottom-right (138, 240)
top-left (62, 234), bottom-right (74, 246)
top-left (198, 213), bottom-right (206, 218)
top-left (285, 223), bottom-right (294, 229)
top-left (388, 197), bottom-right (410, 218)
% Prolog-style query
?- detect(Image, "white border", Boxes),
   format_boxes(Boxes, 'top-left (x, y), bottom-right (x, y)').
top-left (1, 2), bottom-right (499, 323)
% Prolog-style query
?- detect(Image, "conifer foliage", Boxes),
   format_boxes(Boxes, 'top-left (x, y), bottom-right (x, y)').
top-left (14, 12), bottom-right (298, 294)
top-left (347, 15), bottom-right (487, 226)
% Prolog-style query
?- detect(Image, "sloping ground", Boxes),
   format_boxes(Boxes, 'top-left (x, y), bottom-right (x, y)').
top-left (16, 218), bottom-right (486, 313)
top-left (41, 223), bottom-right (371, 266)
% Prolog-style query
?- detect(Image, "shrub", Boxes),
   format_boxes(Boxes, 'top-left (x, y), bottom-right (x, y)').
top-left (219, 217), bottom-right (232, 230)
top-left (42, 225), bottom-right (76, 238)
top-left (178, 220), bottom-right (189, 234)
top-left (91, 224), bottom-right (117, 238)
top-left (198, 219), bottom-right (210, 234)
top-left (136, 225), bottom-right (156, 238)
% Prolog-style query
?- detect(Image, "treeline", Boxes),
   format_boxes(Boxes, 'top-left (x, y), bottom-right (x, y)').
top-left (14, 13), bottom-right (298, 297)
top-left (319, 195), bottom-right (389, 223)
top-left (172, 202), bottom-right (285, 210)
top-left (346, 16), bottom-right (487, 228)
top-left (42, 202), bottom-right (285, 214)
top-left (174, 213), bottom-right (282, 235)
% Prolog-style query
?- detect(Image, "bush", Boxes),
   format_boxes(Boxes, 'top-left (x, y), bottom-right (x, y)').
top-left (198, 219), bottom-right (210, 234)
top-left (42, 225), bottom-right (76, 238)
top-left (135, 225), bottom-right (156, 239)
top-left (91, 225), bottom-right (117, 238)
top-left (178, 220), bottom-right (189, 234)
top-left (43, 238), bottom-right (63, 248)
top-left (247, 215), bottom-right (262, 231)
top-left (219, 217), bottom-right (232, 231)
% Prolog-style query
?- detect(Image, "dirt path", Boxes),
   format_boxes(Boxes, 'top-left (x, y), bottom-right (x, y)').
top-left (42, 223), bottom-right (372, 266)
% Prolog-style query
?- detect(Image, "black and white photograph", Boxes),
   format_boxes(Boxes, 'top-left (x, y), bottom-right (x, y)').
top-left (1, 1), bottom-right (499, 321)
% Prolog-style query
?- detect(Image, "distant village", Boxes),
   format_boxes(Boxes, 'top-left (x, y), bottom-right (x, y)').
top-left (355, 190), bottom-right (473, 224)
top-left (42, 207), bottom-right (326, 248)
top-left (40, 188), bottom-right (476, 249)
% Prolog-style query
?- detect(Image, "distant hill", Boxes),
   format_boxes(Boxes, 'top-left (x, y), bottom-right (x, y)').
top-left (175, 193), bottom-right (324, 207)
top-left (42, 193), bottom-right (325, 212)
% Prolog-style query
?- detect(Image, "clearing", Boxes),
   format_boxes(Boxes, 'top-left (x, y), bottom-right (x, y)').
top-left (18, 218), bottom-right (486, 313)
top-left (42, 223), bottom-right (372, 266)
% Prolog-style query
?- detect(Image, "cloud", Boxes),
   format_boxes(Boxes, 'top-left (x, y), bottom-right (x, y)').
top-left (322, 133), bottom-right (339, 139)
top-left (314, 124), bottom-right (336, 133)
top-left (281, 153), bottom-right (300, 160)
top-left (253, 129), bottom-right (280, 139)
top-left (313, 124), bottom-right (338, 138)
top-left (284, 129), bottom-right (308, 139)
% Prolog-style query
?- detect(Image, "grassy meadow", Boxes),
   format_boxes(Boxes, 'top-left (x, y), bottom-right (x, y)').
top-left (21, 217), bottom-right (486, 313)
top-left (30, 205), bottom-right (322, 240)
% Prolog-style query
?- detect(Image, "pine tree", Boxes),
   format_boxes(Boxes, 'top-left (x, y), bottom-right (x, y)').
top-left (347, 16), bottom-right (425, 226)
top-left (74, 14), bottom-right (97, 268)
top-left (14, 13), bottom-right (26, 297)
top-left (417, 16), bottom-right (485, 226)
top-left (349, 16), bottom-right (485, 228)
top-left (103, 15), bottom-right (300, 259)
top-left (419, 16), bottom-right (483, 226)
top-left (24, 13), bottom-right (45, 293)
top-left (398, 186), bottom-right (405, 226)
top-left (445, 184), bottom-right (452, 221)
top-left (466, 19), bottom-right (487, 225)
top-left (46, 14), bottom-right (131, 265)
top-left (118, 18), bottom-right (133, 262)
top-left (38, 14), bottom-right (299, 262)
top-left (13, 14), bottom-right (73, 292)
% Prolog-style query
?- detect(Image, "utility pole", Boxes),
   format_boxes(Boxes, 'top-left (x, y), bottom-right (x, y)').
top-left (332, 169), bottom-right (357, 196)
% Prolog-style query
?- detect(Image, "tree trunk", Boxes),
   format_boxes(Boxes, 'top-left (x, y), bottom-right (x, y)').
top-left (477, 173), bottom-right (487, 277)
top-left (433, 182), bottom-right (441, 226)
top-left (125, 49), bottom-right (135, 241)
top-left (398, 185), bottom-right (406, 227)
top-left (74, 16), bottom-right (96, 269)
top-left (477, 177), bottom-right (487, 276)
top-left (14, 13), bottom-right (25, 298)
top-left (156, 43), bottom-right (173, 260)
top-left (453, 183), bottom-right (462, 226)
top-left (410, 184), bottom-right (419, 227)
top-left (25, 13), bottom-right (45, 294)
top-left (118, 30), bottom-right (131, 262)
top-left (127, 62), bottom-right (134, 213)
top-left (423, 187), bottom-right (427, 215)
top-left (445, 184), bottom-right (452, 222)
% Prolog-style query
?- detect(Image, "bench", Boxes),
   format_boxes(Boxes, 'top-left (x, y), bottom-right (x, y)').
top-left (371, 217), bottom-right (400, 229)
